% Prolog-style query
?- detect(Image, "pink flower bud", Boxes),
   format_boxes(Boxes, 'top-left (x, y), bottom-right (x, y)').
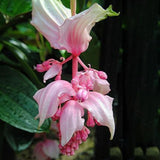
top-left (34, 64), bottom-right (46, 72)
top-left (98, 71), bottom-right (108, 79)
top-left (76, 89), bottom-right (88, 102)
top-left (34, 61), bottom-right (52, 72)
top-left (86, 111), bottom-right (95, 127)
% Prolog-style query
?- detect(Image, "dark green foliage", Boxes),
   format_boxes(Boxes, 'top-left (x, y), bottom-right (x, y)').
top-left (0, 0), bottom-right (31, 17)
top-left (0, 65), bottom-right (50, 133)
top-left (4, 124), bottom-right (34, 151)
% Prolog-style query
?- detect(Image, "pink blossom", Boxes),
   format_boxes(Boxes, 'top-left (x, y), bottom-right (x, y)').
top-left (32, 0), bottom-right (119, 156)
top-left (42, 139), bottom-right (59, 159)
top-left (57, 90), bottom-right (114, 155)
top-left (33, 141), bottom-right (48, 160)
top-left (34, 60), bottom-right (53, 72)
top-left (33, 80), bottom-right (76, 126)
top-left (81, 92), bottom-right (115, 140)
top-left (43, 61), bottom-right (62, 83)
top-left (33, 139), bottom-right (59, 160)
top-left (59, 126), bottom-right (90, 156)
top-left (33, 77), bottom-right (114, 154)
top-left (34, 59), bottom-right (62, 83)
top-left (76, 69), bottom-right (111, 94)
top-left (31, 0), bottom-right (119, 56)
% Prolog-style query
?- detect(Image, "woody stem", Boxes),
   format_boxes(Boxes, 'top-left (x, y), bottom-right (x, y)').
top-left (70, 0), bottom-right (76, 16)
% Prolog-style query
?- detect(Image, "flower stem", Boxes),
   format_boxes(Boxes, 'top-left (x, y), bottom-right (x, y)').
top-left (72, 56), bottom-right (78, 78)
top-left (78, 57), bottom-right (88, 70)
top-left (70, 0), bottom-right (76, 16)
top-left (61, 55), bottom-right (72, 65)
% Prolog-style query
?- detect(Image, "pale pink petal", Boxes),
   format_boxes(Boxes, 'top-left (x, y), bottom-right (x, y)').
top-left (43, 63), bottom-right (62, 83)
top-left (33, 80), bottom-right (76, 126)
top-left (31, 0), bottom-right (71, 49)
top-left (43, 139), bottom-right (60, 159)
top-left (31, 0), bottom-right (119, 55)
top-left (93, 79), bottom-right (111, 94)
top-left (33, 142), bottom-right (48, 160)
top-left (60, 3), bottom-right (110, 55)
top-left (81, 92), bottom-right (115, 140)
top-left (60, 100), bottom-right (84, 146)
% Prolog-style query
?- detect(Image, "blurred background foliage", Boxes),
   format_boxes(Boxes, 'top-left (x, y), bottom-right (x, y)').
top-left (0, 0), bottom-right (160, 160)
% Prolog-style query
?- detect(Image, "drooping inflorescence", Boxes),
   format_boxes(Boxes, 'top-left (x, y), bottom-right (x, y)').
top-left (31, 0), bottom-right (119, 156)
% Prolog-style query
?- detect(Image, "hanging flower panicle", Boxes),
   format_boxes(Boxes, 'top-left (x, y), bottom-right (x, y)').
top-left (31, 0), bottom-right (119, 156)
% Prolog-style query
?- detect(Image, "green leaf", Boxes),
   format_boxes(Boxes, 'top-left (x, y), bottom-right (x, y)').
top-left (0, 53), bottom-right (20, 67)
top-left (6, 39), bottom-right (40, 67)
top-left (4, 124), bottom-right (34, 151)
top-left (0, 0), bottom-right (31, 17)
top-left (106, 5), bottom-right (120, 17)
top-left (0, 65), bottom-right (50, 133)
top-left (2, 40), bottom-right (43, 88)
top-left (0, 13), bottom-right (5, 26)
top-left (77, 0), bottom-right (86, 13)
top-left (61, 0), bottom-right (70, 8)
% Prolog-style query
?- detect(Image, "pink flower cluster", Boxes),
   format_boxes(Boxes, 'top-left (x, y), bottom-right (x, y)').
top-left (31, 0), bottom-right (119, 156)
top-left (33, 56), bottom-right (115, 156)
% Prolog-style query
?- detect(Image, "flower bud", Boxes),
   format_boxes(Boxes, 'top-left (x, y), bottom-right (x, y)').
top-left (98, 71), bottom-right (107, 79)
top-left (76, 89), bottom-right (88, 102)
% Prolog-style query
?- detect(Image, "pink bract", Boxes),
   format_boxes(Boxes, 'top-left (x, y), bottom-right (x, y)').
top-left (60, 100), bottom-right (85, 146)
top-left (31, 0), bottom-right (118, 56)
top-left (33, 80), bottom-right (76, 126)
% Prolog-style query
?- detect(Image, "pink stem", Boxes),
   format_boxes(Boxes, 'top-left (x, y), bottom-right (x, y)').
top-left (61, 55), bottom-right (72, 65)
top-left (78, 57), bottom-right (88, 70)
top-left (72, 56), bottom-right (78, 78)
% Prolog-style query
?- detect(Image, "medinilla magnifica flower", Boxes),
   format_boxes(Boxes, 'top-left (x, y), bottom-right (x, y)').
top-left (32, 0), bottom-right (119, 156)
top-left (33, 65), bottom-right (115, 155)
top-left (31, 0), bottom-right (119, 56)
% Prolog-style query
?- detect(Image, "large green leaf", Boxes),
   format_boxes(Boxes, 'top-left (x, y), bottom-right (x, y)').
top-left (61, 0), bottom-right (70, 8)
top-left (2, 40), bottom-right (43, 88)
top-left (0, 0), bottom-right (31, 17)
top-left (4, 124), bottom-right (34, 151)
top-left (0, 65), bottom-right (50, 133)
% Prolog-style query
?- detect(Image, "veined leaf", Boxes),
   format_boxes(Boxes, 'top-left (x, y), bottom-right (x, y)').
top-left (0, 65), bottom-right (50, 133)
